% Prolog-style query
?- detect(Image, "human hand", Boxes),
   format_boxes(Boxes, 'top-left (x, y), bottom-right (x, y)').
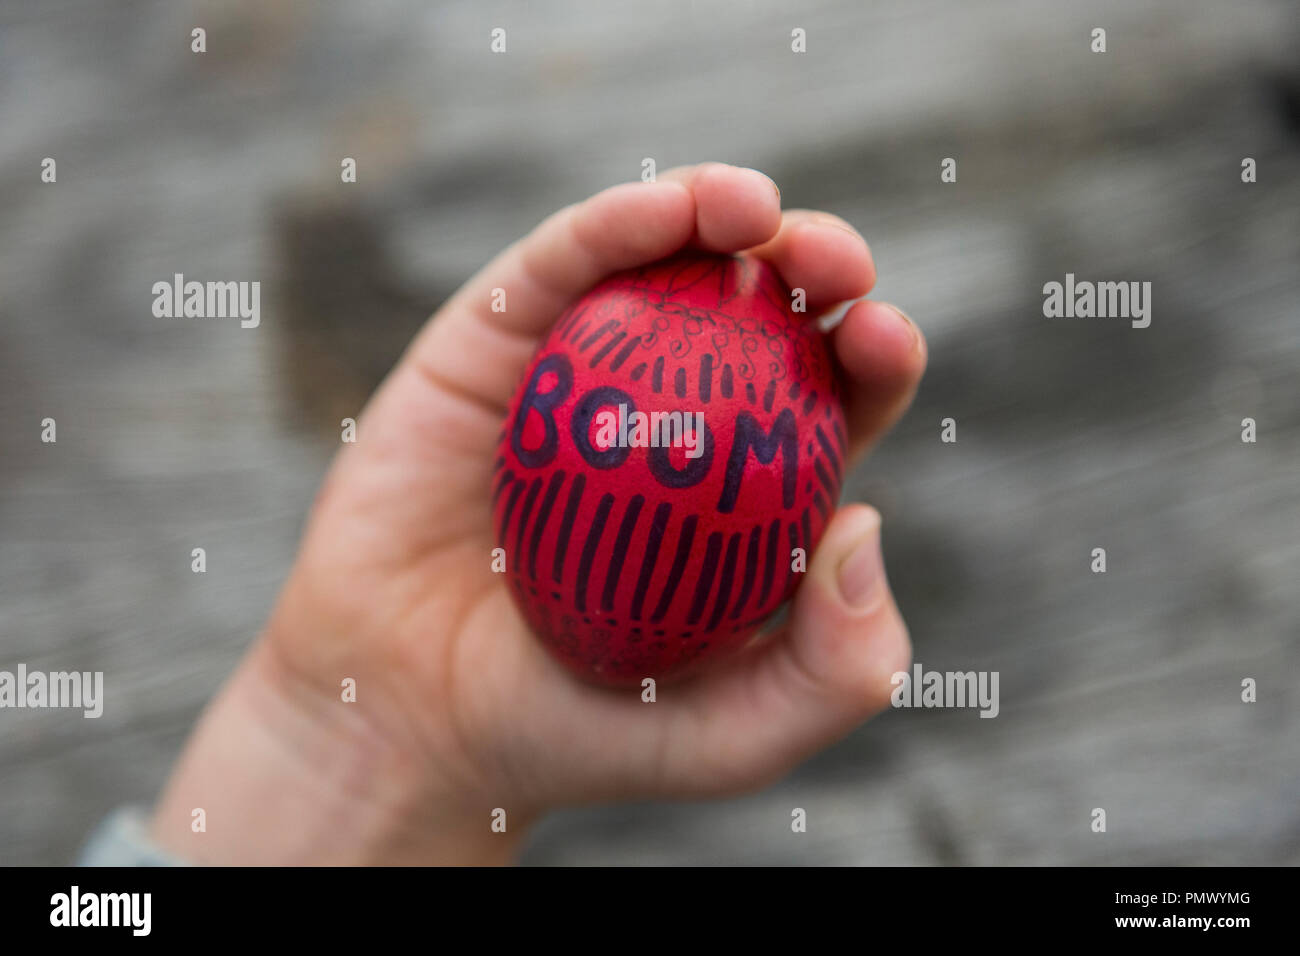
top-left (149, 163), bottom-right (927, 864)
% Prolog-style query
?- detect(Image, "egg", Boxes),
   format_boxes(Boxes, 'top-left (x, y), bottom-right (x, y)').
top-left (493, 252), bottom-right (846, 685)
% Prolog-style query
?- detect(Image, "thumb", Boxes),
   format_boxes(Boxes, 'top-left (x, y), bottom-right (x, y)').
top-left (782, 504), bottom-right (912, 718)
top-left (654, 504), bottom-right (913, 796)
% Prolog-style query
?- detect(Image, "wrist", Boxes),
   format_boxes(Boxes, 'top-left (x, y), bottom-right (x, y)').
top-left (149, 637), bottom-right (534, 865)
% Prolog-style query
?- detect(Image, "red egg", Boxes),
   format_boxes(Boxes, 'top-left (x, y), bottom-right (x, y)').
top-left (493, 252), bottom-right (846, 685)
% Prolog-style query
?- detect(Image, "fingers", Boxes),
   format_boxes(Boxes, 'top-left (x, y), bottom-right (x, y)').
top-left (395, 179), bottom-right (696, 424)
top-left (386, 161), bottom-right (921, 481)
top-left (745, 206), bottom-right (921, 465)
top-left (778, 504), bottom-right (910, 707)
top-left (662, 505), bottom-right (911, 795)
top-left (442, 179), bottom-right (698, 340)
top-left (747, 209), bottom-right (876, 313)
top-left (399, 165), bottom-right (786, 418)
top-left (657, 163), bottom-right (782, 251)
top-left (742, 205), bottom-right (916, 464)
top-left (833, 300), bottom-right (928, 464)
top-left (445, 163), bottom-right (783, 340)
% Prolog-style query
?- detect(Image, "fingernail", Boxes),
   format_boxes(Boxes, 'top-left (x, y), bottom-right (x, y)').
top-left (811, 211), bottom-right (861, 239)
top-left (884, 303), bottom-right (920, 350)
top-left (837, 519), bottom-right (884, 610)
top-left (742, 167), bottom-right (780, 202)
top-left (815, 297), bottom-right (861, 331)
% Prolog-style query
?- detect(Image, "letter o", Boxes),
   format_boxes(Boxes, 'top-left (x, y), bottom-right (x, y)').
top-left (571, 385), bottom-right (634, 469)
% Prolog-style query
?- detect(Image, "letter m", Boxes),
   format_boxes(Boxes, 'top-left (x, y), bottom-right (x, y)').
top-left (1097, 281), bottom-right (1128, 317)
top-left (101, 893), bottom-right (130, 925)
top-left (717, 409), bottom-right (797, 514)
top-left (207, 281), bottom-right (239, 318)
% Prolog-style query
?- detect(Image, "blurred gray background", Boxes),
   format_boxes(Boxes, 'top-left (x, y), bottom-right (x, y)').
top-left (2, 0), bottom-right (1297, 865)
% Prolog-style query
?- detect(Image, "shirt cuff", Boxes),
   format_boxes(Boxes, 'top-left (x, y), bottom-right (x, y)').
top-left (78, 806), bottom-right (191, 867)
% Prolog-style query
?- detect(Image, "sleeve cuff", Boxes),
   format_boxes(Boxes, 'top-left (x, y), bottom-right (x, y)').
top-left (78, 806), bottom-right (192, 867)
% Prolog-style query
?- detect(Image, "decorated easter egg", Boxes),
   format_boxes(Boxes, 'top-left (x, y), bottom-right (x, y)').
top-left (493, 252), bottom-right (846, 685)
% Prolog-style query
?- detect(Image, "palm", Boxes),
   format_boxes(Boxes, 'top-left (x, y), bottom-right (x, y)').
top-left (269, 165), bottom-right (926, 811)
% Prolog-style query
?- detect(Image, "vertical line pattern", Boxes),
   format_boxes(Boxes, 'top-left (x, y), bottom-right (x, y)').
top-left (759, 518), bottom-right (781, 607)
top-left (706, 532), bottom-right (742, 632)
top-left (527, 470), bottom-right (566, 581)
top-left (579, 320), bottom-right (617, 352)
top-left (498, 481), bottom-right (524, 548)
top-left (831, 419), bottom-right (848, 454)
top-left (651, 515), bottom-right (698, 622)
top-left (575, 493), bottom-right (615, 612)
top-left (608, 335), bottom-right (640, 372)
top-left (699, 353), bottom-right (713, 402)
top-left (814, 458), bottom-right (837, 498)
top-left (492, 469), bottom-right (515, 507)
top-left (552, 474), bottom-right (586, 584)
top-left (687, 531), bottom-right (724, 626)
top-left (602, 494), bottom-right (645, 613)
top-left (815, 424), bottom-right (842, 483)
top-left (730, 525), bottom-right (762, 620)
top-left (513, 477), bottom-right (543, 566)
top-left (630, 502), bottom-right (671, 620)
top-left (785, 522), bottom-right (800, 594)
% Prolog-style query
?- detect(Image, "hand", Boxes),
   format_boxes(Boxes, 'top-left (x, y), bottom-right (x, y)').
top-left (149, 163), bottom-right (928, 864)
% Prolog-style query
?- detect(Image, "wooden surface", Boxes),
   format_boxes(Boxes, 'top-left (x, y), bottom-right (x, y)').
top-left (1, 0), bottom-right (1297, 865)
